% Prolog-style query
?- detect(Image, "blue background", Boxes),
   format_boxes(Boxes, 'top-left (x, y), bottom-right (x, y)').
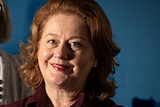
top-left (1, 0), bottom-right (160, 107)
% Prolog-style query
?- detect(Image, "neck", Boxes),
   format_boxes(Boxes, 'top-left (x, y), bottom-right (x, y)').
top-left (45, 84), bottom-right (82, 107)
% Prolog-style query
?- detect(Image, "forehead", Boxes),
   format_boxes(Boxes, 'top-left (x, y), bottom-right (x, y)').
top-left (44, 14), bottom-right (89, 34)
top-left (39, 14), bottom-right (91, 43)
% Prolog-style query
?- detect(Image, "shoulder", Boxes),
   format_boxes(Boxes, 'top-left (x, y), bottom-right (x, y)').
top-left (84, 97), bottom-right (121, 107)
top-left (1, 84), bottom-right (50, 107)
top-left (0, 85), bottom-right (44, 107)
top-left (0, 97), bottom-right (31, 107)
top-left (94, 99), bottom-right (120, 107)
top-left (0, 93), bottom-right (42, 107)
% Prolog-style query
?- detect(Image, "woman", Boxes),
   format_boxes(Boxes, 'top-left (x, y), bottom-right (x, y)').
top-left (1, 0), bottom-right (121, 106)
top-left (0, 0), bottom-right (32, 104)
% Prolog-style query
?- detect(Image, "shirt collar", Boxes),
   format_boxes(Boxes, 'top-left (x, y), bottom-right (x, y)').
top-left (26, 83), bottom-right (85, 107)
top-left (71, 92), bottom-right (85, 107)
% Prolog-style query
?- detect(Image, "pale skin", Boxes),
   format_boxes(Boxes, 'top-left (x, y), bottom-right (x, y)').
top-left (37, 14), bottom-right (96, 107)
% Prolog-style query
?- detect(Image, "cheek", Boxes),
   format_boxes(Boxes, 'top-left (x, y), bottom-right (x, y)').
top-left (74, 57), bottom-right (94, 82)
top-left (37, 48), bottom-right (51, 63)
top-left (75, 54), bottom-right (95, 73)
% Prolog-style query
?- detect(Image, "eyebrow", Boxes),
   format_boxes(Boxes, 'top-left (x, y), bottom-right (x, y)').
top-left (45, 32), bottom-right (90, 43)
top-left (45, 33), bottom-right (57, 37)
top-left (47, 32), bottom-right (88, 40)
top-left (69, 35), bottom-right (88, 41)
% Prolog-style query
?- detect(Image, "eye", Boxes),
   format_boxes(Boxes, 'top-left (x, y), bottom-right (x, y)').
top-left (70, 42), bottom-right (82, 47)
top-left (69, 42), bottom-right (83, 51)
top-left (47, 39), bottom-right (56, 44)
top-left (47, 39), bottom-right (58, 48)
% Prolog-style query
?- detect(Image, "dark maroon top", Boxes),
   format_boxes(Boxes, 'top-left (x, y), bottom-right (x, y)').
top-left (0, 84), bottom-right (121, 107)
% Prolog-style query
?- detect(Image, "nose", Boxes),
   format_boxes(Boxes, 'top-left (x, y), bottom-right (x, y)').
top-left (53, 43), bottom-right (71, 60)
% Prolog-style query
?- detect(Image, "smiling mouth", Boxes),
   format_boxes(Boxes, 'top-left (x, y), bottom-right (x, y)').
top-left (51, 63), bottom-right (70, 71)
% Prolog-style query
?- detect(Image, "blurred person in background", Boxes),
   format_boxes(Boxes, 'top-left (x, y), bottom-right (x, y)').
top-left (0, 0), bottom-right (32, 104)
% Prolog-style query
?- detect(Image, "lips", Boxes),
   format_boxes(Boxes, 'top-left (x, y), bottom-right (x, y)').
top-left (51, 63), bottom-right (69, 71)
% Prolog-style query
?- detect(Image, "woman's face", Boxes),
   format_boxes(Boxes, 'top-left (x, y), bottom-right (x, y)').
top-left (37, 14), bottom-right (96, 90)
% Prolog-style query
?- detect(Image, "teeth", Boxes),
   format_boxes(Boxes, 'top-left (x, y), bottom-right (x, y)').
top-left (55, 65), bottom-right (65, 68)
top-left (53, 64), bottom-right (67, 69)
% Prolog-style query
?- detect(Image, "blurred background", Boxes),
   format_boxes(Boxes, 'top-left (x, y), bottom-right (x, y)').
top-left (1, 0), bottom-right (160, 107)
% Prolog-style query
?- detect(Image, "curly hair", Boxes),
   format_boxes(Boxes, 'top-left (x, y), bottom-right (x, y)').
top-left (20, 0), bottom-right (120, 100)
